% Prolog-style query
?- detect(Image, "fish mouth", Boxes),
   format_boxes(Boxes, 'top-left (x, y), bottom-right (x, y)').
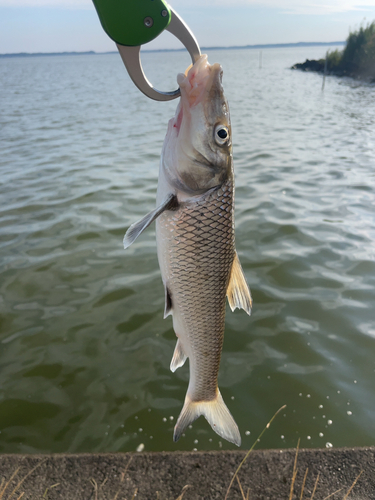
top-left (171, 55), bottom-right (224, 136)
top-left (177, 54), bottom-right (223, 108)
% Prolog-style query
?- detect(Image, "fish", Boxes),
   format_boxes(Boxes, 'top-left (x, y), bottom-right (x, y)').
top-left (123, 54), bottom-right (252, 446)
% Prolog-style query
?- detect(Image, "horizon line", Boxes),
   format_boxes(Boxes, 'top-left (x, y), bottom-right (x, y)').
top-left (0, 41), bottom-right (345, 58)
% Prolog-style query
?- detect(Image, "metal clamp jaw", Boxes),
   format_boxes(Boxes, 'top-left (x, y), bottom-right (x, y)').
top-left (92, 0), bottom-right (201, 101)
top-left (117, 8), bottom-right (200, 101)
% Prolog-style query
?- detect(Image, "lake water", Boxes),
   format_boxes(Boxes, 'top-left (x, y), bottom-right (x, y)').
top-left (1, 46), bottom-right (374, 454)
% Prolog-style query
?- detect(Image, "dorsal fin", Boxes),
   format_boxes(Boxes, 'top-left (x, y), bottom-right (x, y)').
top-left (123, 194), bottom-right (178, 249)
top-left (227, 251), bottom-right (252, 315)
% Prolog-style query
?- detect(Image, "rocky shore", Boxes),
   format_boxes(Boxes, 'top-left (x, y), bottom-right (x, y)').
top-left (291, 59), bottom-right (325, 73)
top-left (291, 58), bottom-right (374, 81)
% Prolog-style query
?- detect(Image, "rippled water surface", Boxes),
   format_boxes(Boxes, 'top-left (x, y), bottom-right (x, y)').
top-left (1, 47), bottom-right (374, 453)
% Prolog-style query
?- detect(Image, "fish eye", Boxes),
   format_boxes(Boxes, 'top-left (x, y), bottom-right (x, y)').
top-left (214, 125), bottom-right (230, 146)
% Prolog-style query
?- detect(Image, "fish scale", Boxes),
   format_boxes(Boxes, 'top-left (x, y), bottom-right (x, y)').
top-left (158, 179), bottom-right (234, 402)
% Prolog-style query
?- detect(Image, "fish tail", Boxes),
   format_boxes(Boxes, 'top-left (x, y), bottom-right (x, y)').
top-left (173, 390), bottom-right (241, 446)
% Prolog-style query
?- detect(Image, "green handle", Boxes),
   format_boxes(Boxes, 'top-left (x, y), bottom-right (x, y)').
top-left (92, 0), bottom-right (171, 47)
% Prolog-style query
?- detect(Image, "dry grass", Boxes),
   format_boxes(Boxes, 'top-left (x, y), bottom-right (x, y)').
top-left (0, 460), bottom-right (47, 500)
top-left (224, 409), bottom-right (364, 500)
top-left (284, 439), bottom-right (363, 500)
top-left (224, 405), bottom-right (287, 500)
top-left (90, 457), bottom-right (134, 500)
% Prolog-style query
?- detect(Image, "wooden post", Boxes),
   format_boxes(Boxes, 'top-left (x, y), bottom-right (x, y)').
top-left (322, 50), bottom-right (328, 91)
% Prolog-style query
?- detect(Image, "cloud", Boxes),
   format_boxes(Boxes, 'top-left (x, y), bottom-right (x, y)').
top-left (173, 0), bottom-right (375, 14)
top-left (2, 0), bottom-right (374, 15)
top-left (0, 0), bottom-right (91, 6)
top-left (277, 0), bottom-right (375, 15)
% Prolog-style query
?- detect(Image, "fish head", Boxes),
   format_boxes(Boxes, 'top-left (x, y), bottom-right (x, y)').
top-left (162, 54), bottom-right (232, 196)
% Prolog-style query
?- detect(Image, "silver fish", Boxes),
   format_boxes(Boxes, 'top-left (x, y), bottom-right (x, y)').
top-left (124, 55), bottom-right (252, 446)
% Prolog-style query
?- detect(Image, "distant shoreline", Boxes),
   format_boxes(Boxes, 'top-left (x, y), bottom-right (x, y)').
top-left (0, 41), bottom-right (345, 58)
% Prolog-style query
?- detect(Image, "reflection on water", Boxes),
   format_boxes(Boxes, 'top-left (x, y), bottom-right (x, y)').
top-left (0, 47), bottom-right (374, 453)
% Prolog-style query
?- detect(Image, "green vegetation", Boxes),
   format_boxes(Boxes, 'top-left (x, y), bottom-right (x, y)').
top-left (326, 21), bottom-right (375, 79)
top-left (292, 21), bottom-right (375, 81)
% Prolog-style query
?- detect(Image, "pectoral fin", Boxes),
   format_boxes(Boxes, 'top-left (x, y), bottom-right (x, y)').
top-left (123, 194), bottom-right (178, 249)
top-left (227, 252), bottom-right (252, 315)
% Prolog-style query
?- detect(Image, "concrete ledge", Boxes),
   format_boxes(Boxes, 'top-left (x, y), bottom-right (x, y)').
top-left (0, 447), bottom-right (373, 499)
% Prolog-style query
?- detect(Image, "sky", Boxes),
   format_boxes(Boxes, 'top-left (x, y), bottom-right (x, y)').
top-left (1, 0), bottom-right (375, 54)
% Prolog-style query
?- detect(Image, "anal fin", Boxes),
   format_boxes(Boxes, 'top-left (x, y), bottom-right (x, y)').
top-left (227, 251), bottom-right (252, 315)
top-left (170, 339), bottom-right (187, 372)
top-left (123, 194), bottom-right (178, 249)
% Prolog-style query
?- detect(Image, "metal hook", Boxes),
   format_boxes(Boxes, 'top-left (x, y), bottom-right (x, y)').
top-left (116, 7), bottom-right (201, 101)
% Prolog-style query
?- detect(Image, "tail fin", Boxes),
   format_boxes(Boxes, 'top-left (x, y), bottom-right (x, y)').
top-left (173, 390), bottom-right (241, 446)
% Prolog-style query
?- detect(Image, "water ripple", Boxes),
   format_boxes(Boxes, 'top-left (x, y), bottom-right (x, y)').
top-left (0, 48), bottom-right (374, 453)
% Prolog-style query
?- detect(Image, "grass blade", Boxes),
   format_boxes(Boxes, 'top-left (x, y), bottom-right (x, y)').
top-left (0, 468), bottom-right (20, 499)
top-left (175, 484), bottom-right (190, 500)
top-left (236, 476), bottom-right (246, 500)
top-left (289, 439), bottom-right (300, 500)
top-left (300, 467), bottom-right (308, 500)
top-left (342, 470), bottom-right (363, 500)
top-left (310, 472), bottom-right (320, 500)
top-left (322, 488), bottom-right (342, 500)
top-left (224, 404), bottom-right (286, 500)
top-left (130, 488), bottom-right (138, 500)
